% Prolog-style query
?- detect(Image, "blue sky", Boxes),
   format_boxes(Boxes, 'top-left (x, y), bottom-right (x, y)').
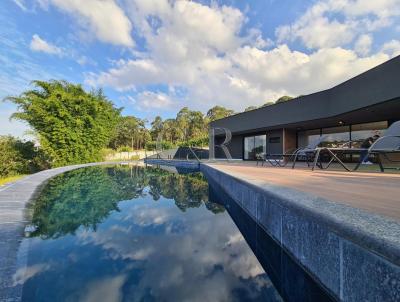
top-left (1, 0), bottom-right (400, 138)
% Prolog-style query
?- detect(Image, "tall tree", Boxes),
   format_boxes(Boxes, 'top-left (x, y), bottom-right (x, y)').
top-left (150, 116), bottom-right (163, 141)
top-left (275, 95), bottom-right (293, 103)
top-left (5, 80), bottom-right (121, 167)
top-left (176, 107), bottom-right (191, 141)
top-left (206, 106), bottom-right (234, 122)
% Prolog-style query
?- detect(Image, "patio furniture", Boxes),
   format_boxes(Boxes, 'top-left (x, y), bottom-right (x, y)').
top-left (256, 148), bottom-right (300, 167)
top-left (258, 135), bottom-right (327, 168)
top-left (312, 120), bottom-right (400, 172)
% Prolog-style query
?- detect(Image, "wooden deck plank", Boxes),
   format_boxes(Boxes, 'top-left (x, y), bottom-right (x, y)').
top-left (209, 163), bottom-right (400, 220)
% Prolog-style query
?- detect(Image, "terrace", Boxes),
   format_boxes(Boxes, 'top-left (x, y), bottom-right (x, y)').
top-left (206, 161), bottom-right (400, 219)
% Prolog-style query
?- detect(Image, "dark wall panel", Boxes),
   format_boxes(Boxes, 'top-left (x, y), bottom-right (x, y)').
top-left (215, 135), bottom-right (243, 159)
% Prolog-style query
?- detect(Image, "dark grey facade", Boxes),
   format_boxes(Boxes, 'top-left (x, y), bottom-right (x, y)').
top-left (210, 55), bottom-right (400, 159)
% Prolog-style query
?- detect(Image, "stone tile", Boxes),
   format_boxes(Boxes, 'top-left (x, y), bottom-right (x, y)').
top-left (241, 186), bottom-right (258, 219)
top-left (282, 208), bottom-right (341, 296)
top-left (256, 224), bottom-right (282, 286)
top-left (257, 196), bottom-right (283, 243)
top-left (342, 240), bottom-right (400, 302)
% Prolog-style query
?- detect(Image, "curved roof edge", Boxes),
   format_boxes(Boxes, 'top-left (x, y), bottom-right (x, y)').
top-left (210, 55), bottom-right (400, 133)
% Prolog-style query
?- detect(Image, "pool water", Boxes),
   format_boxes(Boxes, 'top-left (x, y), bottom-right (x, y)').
top-left (13, 165), bottom-right (283, 302)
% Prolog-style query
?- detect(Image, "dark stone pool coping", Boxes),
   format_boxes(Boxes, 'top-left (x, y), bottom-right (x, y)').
top-left (201, 163), bottom-right (400, 301)
top-left (0, 162), bottom-right (130, 300)
top-left (144, 158), bottom-right (200, 168)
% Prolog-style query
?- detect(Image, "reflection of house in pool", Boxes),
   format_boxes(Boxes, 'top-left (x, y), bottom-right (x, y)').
top-left (210, 55), bottom-right (400, 160)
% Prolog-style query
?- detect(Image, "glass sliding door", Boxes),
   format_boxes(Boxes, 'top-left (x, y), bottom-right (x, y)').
top-left (244, 135), bottom-right (266, 160)
top-left (244, 136), bottom-right (255, 160)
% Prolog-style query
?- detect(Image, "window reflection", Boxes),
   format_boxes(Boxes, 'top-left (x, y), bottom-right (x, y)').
top-left (351, 121), bottom-right (388, 148)
top-left (321, 126), bottom-right (350, 148)
top-left (297, 129), bottom-right (320, 148)
top-left (297, 121), bottom-right (389, 149)
top-left (244, 135), bottom-right (266, 160)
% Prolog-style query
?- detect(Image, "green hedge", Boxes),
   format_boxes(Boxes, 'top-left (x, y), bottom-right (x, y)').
top-left (0, 136), bottom-right (49, 177)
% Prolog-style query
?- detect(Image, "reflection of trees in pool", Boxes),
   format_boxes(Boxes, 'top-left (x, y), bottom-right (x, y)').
top-left (30, 166), bottom-right (224, 238)
top-left (147, 171), bottom-right (224, 213)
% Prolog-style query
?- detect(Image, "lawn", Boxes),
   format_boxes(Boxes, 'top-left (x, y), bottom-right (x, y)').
top-left (0, 175), bottom-right (26, 186)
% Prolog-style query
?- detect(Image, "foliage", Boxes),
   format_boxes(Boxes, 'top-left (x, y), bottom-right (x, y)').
top-left (148, 106), bottom-right (234, 148)
top-left (275, 95), bottom-right (294, 103)
top-left (262, 101), bottom-right (274, 107)
top-left (178, 136), bottom-right (209, 147)
top-left (244, 106), bottom-right (258, 111)
top-left (0, 135), bottom-right (49, 177)
top-left (109, 116), bottom-right (150, 150)
top-left (117, 146), bottom-right (132, 152)
top-left (0, 174), bottom-right (26, 186)
top-left (145, 140), bottom-right (175, 151)
top-left (206, 105), bottom-right (235, 122)
top-left (5, 80), bottom-right (121, 167)
top-left (150, 115), bottom-right (163, 141)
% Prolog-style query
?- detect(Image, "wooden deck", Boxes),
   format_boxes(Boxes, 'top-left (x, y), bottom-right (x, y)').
top-left (208, 162), bottom-right (400, 220)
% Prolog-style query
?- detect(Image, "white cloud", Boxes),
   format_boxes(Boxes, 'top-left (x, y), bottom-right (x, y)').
top-left (382, 40), bottom-right (400, 57)
top-left (30, 34), bottom-right (63, 56)
top-left (276, 0), bottom-right (400, 49)
top-left (83, 0), bottom-right (397, 114)
top-left (354, 34), bottom-right (373, 56)
top-left (135, 91), bottom-right (174, 111)
top-left (40, 0), bottom-right (134, 47)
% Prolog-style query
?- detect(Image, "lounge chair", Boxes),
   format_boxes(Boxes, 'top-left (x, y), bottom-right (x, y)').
top-left (311, 121), bottom-right (400, 172)
top-left (353, 120), bottom-right (400, 172)
top-left (258, 135), bottom-right (327, 168)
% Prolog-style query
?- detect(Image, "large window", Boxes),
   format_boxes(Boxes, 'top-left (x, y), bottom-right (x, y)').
top-left (297, 129), bottom-right (321, 148)
top-left (244, 135), bottom-right (266, 160)
top-left (297, 121), bottom-right (388, 149)
top-left (321, 126), bottom-right (350, 148)
top-left (351, 121), bottom-right (388, 147)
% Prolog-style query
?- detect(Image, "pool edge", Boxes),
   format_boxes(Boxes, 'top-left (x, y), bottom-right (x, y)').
top-left (201, 163), bottom-right (400, 301)
top-left (0, 161), bottom-right (132, 300)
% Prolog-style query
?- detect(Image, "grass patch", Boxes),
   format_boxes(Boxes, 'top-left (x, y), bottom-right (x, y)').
top-left (0, 175), bottom-right (26, 186)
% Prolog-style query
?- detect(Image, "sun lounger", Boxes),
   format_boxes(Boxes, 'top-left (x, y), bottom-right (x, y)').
top-left (311, 121), bottom-right (400, 172)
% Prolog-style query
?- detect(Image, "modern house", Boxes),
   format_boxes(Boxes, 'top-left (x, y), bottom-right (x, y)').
top-left (209, 55), bottom-right (400, 160)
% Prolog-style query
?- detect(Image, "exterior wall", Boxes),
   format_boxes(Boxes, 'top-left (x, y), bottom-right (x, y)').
top-left (215, 135), bottom-right (243, 159)
top-left (266, 129), bottom-right (283, 155)
top-left (283, 129), bottom-right (297, 153)
top-left (214, 130), bottom-right (286, 160)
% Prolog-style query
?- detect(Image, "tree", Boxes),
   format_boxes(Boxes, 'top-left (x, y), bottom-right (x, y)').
top-left (275, 95), bottom-right (293, 103)
top-left (206, 106), bottom-right (234, 122)
top-left (262, 101), bottom-right (274, 107)
top-left (0, 136), bottom-right (48, 177)
top-left (244, 106), bottom-right (258, 111)
top-left (5, 80), bottom-right (121, 167)
top-left (110, 116), bottom-right (149, 150)
top-left (176, 107), bottom-right (191, 141)
top-left (150, 116), bottom-right (163, 141)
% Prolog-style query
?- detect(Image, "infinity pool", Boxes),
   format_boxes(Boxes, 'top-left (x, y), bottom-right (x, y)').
top-left (12, 165), bottom-right (282, 301)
